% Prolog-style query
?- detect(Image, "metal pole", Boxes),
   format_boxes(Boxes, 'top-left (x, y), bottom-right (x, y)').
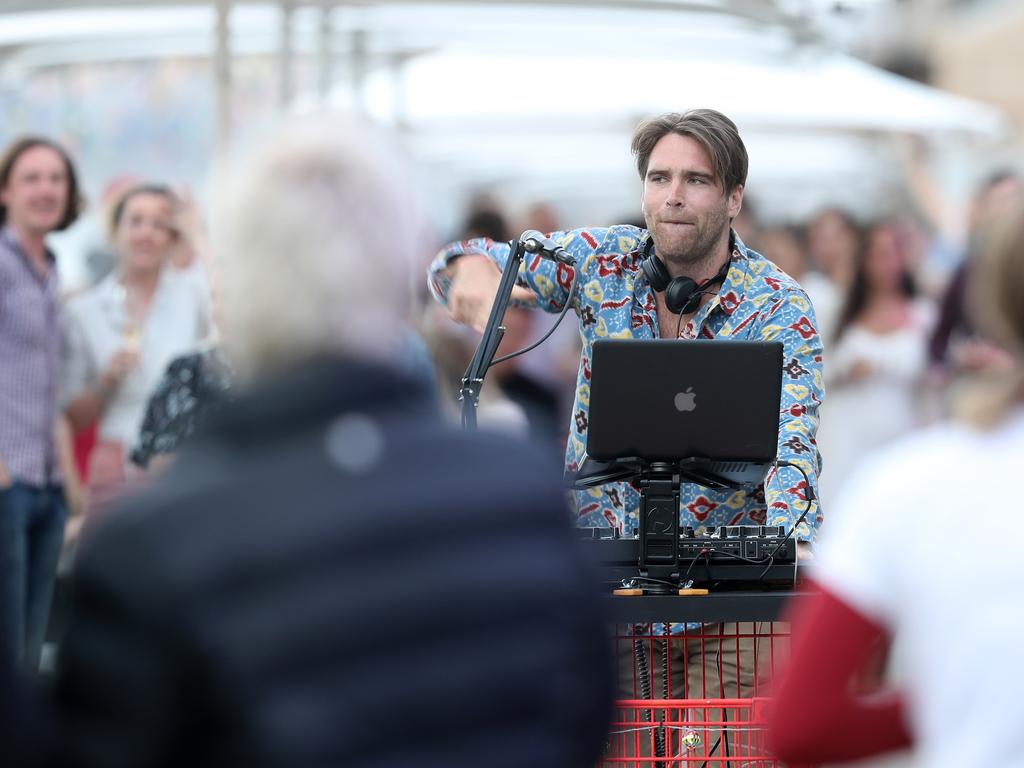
top-left (390, 53), bottom-right (407, 128)
top-left (214, 0), bottom-right (233, 159)
top-left (350, 26), bottom-right (366, 111)
top-left (278, 0), bottom-right (294, 109)
top-left (317, 2), bottom-right (334, 103)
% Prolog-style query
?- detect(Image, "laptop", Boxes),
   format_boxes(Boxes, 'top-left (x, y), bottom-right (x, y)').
top-left (584, 339), bottom-right (783, 488)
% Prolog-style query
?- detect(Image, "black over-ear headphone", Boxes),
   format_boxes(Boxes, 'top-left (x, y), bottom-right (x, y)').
top-left (640, 237), bottom-right (732, 315)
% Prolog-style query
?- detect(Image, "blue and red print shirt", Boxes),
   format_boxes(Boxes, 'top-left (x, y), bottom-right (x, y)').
top-left (429, 225), bottom-right (823, 540)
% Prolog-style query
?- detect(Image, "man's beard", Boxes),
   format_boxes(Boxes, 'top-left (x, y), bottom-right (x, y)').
top-left (647, 206), bottom-right (730, 274)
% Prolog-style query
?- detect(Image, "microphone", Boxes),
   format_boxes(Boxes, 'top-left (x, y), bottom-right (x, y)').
top-left (519, 230), bottom-right (575, 266)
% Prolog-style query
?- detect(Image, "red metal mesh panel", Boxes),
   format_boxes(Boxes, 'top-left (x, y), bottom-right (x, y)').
top-left (603, 698), bottom-right (773, 766)
top-left (602, 621), bottom-right (789, 767)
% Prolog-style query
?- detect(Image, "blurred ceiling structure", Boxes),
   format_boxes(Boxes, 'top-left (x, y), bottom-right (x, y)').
top-left (0, 1), bottom-right (1015, 230)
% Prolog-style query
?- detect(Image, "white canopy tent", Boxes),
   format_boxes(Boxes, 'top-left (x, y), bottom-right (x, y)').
top-left (0, 1), bottom-right (1013, 267)
top-left (332, 44), bottom-right (1008, 226)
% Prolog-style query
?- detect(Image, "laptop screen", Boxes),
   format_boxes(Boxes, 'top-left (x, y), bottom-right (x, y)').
top-left (586, 339), bottom-right (783, 466)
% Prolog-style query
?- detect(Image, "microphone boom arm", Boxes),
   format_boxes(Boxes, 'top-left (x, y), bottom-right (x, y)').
top-left (459, 238), bottom-right (527, 430)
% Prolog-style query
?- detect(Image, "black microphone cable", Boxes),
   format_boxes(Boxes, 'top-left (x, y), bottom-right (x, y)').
top-left (488, 263), bottom-right (581, 369)
top-left (756, 459), bottom-right (815, 581)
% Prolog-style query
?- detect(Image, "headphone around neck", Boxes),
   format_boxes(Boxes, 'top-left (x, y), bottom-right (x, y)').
top-left (640, 236), bottom-right (732, 315)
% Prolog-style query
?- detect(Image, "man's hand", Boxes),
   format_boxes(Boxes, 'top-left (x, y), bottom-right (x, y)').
top-left (797, 541), bottom-right (815, 561)
top-left (446, 255), bottom-right (534, 334)
top-left (955, 338), bottom-right (1014, 372)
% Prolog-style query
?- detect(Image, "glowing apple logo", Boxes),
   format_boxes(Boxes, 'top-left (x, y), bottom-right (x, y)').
top-left (674, 387), bottom-right (697, 412)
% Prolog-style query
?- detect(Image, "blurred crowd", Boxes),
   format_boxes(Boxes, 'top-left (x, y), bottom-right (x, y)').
top-left (2, 113), bottom-right (1023, 766)
top-left (3, 132), bottom-right (1020, 538)
top-left (430, 167), bottom-right (1022, 513)
top-left (5, 128), bottom-right (1022, 609)
top-left (0, 117), bottom-right (613, 768)
top-left (737, 170), bottom-right (1021, 511)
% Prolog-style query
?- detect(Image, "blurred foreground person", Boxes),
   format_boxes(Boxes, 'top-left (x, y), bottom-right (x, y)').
top-left (0, 136), bottom-right (83, 671)
top-left (769, 202), bottom-right (1024, 766)
top-left (48, 114), bottom-right (611, 768)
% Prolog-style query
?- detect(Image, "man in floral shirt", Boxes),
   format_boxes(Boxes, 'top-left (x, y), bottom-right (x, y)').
top-left (429, 109), bottom-right (823, 546)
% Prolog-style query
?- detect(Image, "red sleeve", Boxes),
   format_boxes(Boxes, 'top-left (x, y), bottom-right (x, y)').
top-left (768, 579), bottom-right (914, 764)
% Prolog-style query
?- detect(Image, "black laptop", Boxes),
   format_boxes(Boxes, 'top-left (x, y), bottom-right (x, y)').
top-left (584, 339), bottom-right (783, 488)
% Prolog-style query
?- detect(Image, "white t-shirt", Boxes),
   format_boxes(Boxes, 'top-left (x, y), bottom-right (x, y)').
top-left (815, 408), bottom-right (1024, 768)
top-left (61, 265), bottom-right (211, 447)
top-left (816, 300), bottom-right (935, 511)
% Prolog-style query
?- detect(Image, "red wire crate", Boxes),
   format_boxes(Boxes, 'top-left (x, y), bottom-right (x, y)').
top-left (603, 697), bottom-right (773, 766)
top-left (603, 621), bottom-right (789, 767)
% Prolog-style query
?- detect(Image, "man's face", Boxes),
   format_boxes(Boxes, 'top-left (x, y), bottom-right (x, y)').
top-left (0, 145), bottom-right (69, 237)
top-left (641, 133), bottom-right (742, 270)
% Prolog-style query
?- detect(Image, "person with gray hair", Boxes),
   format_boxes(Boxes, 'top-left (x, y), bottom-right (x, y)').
top-left (214, 115), bottom-right (418, 379)
top-left (34, 113), bottom-right (613, 768)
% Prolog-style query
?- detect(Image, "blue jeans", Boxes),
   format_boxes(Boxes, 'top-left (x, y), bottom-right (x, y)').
top-left (0, 482), bottom-right (67, 671)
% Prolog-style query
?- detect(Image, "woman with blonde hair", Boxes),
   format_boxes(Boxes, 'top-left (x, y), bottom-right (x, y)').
top-left (61, 184), bottom-right (210, 506)
top-left (769, 201), bottom-right (1024, 767)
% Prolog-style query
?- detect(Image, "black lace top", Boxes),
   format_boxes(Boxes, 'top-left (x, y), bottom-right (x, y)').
top-left (130, 348), bottom-right (233, 468)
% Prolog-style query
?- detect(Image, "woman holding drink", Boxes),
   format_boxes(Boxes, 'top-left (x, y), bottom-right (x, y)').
top-left (61, 184), bottom-right (211, 507)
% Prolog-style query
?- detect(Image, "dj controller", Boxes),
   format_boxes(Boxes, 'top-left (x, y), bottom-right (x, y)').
top-left (579, 525), bottom-right (798, 589)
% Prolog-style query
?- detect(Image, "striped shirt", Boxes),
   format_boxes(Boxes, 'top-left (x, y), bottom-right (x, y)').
top-left (429, 226), bottom-right (824, 539)
top-left (0, 225), bottom-right (63, 486)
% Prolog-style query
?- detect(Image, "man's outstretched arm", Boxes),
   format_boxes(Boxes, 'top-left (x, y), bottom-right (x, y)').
top-left (427, 227), bottom-right (627, 332)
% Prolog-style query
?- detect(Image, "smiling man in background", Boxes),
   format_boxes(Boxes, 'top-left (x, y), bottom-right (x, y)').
top-left (0, 136), bottom-right (83, 672)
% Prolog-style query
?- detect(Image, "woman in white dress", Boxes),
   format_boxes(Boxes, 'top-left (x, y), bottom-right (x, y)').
top-left (61, 185), bottom-right (210, 507)
top-left (817, 223), bottom-right (935, 512)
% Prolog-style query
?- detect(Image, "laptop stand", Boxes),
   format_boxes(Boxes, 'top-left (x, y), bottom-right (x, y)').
top-left (573, 457), bottom-right (746, 593)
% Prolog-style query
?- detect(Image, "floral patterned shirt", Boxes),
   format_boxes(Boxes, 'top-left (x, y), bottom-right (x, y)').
top-left (429, 225), bottom-right (824, 539)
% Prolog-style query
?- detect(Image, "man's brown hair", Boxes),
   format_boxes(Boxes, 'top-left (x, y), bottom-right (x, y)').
top-left (0, 136), bottom-right (84, 232)
top-left (630, 109), bottom-right (748, 193)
